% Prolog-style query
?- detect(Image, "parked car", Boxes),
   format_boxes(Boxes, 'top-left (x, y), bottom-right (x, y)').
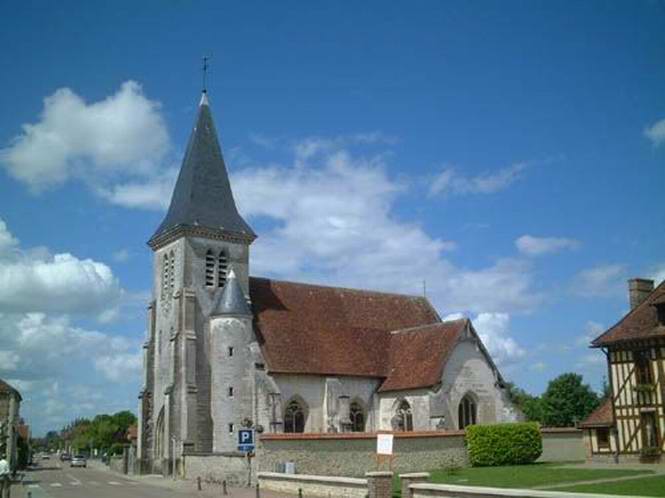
top-left (70, 455), bottom-right (87, 468)
top-left (41, 454), bottom-right (50, 460)
top-left (60, 453), bottom-right (71, 461)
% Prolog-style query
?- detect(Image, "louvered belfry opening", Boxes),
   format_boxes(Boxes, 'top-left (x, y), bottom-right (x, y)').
top-left (205, 250), bottom-right (215, 287)
top-left (217, 252), bottom-right (228, 287)
top-left (162, 253), bottom-right (170, 297)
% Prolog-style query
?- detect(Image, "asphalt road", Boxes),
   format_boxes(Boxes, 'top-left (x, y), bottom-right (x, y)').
top-left (20, 462), bottom-right (194, 498)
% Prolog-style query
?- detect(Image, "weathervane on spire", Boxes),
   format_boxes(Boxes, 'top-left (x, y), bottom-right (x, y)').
top-left (202, 56), bottom-right (210, 94)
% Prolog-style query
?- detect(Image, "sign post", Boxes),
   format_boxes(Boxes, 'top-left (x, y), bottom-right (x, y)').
top-left (376, 433), bottom-right (395, 470)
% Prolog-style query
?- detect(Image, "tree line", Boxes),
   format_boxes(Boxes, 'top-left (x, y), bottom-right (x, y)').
top-left (506, 372), bottom-right (608, 427)
top-left (35, 410), bottom-right (137, 456)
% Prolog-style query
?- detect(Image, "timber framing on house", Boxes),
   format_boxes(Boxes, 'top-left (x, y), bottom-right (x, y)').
top-left (581, 278), bottom-right (665, 463)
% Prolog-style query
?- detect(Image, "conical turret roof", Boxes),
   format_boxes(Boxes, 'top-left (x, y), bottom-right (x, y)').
top-left (149, 93), bottom-right (255, 247)
top-left (213, 268), bottom-right (251, 316)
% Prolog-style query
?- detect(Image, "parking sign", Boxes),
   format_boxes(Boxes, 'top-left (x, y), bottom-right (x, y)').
top-left (238, 429), bottom-right (255, 452)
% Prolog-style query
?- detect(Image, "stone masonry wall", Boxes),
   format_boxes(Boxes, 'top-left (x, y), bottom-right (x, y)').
top-left (183, 453), bottom-right (254, 487)
top-left (258, 432), bottom-right (468, 477)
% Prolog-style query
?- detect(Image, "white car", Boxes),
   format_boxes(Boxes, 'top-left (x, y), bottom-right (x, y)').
top-left (70, 455), bottom-right (87, 468)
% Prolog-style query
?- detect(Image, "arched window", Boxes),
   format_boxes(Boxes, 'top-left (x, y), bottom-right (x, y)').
top-left (218, 251), bottom-right (228, 287)
top-left (284, 399), bottom-right (306, 433)
top-left (349, 401), bottom-right (365, 432)
top-left (155, 407), bottom-right (165, 458)
top-left (458, 394), bottom-right (477, 429)
top-left (205, 250), bottom-right (215, 287)
top-left (396, 400), bottom-right (413, 432)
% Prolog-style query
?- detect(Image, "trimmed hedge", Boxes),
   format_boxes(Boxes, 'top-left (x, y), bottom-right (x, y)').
top-left (465, 422), bottom-right (542, 466)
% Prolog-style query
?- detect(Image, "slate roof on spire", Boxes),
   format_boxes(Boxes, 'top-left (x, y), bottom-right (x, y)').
top-left (214, 268), bottom-right (251, 316)
top-left (149, 93), bottom-right (255, 246)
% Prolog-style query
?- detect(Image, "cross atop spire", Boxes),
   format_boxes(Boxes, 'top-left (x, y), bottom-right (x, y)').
top-left (202, 56), bottom-right (210, 94)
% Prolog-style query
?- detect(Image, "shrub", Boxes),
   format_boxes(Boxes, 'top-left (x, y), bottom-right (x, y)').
top-left (465, 422), bottom-right (542, 466)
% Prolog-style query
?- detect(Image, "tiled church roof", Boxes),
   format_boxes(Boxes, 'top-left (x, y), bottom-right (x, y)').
top-left (250, 277), bottom-right (472, 391)
top-left (579, 398), bottom-right (614, 428)
top-left (591, 280), bottom-right (665, 347)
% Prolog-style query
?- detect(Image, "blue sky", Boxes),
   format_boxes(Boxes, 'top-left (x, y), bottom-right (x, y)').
top-left (0, 0), bottom-right (663, 435)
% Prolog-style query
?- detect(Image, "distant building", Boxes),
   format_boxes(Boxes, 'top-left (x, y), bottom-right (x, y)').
top-left (582, 278), bottom-right (665, 463)
top-left (137, 92), bottom-right (520, 475)
top-left (0, 379), bottom-right (21, 470)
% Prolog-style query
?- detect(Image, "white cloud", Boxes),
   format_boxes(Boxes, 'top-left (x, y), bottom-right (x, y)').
top-left (515, 235), bottom-right (580, 256)
top-left (96, 167), bottom-right (178, 210)
top-left (428, 163), bottom-right (527, 197)
top-left (472, 312), bottom-right (526, 366)
top-left (231, 144), bottom-right (540, 314)
top-left (443, 312), bottom-right (525, 366)
top-left (0, 81), bottom-right (169, 191)
top-left (0, 219), bottom-right (121, 314)
top-left (649, 263), bottom-right (665, 286)
top-left (572, 264), bottom-right (626, 298)
top-left (0, 219), bottom-right (18, 252)
top-left (576, 320), bottom-right (605, 347)
top-left (111, 249), bottom-right (131, 263)
top-left (644, 118), bottom-right (665, 147)
top-left (94, 352), bottom-right (142, 382)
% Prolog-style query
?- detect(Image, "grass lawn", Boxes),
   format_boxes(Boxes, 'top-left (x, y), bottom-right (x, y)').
top-left (392, 463), bottom-right (654, 496)
top-left (550, 475), bottom-right (665, 497)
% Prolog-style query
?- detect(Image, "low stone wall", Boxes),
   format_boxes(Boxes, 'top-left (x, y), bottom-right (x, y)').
top-left (182, 452), bottom-right (254, 486)
top-left (108, 455), bottom-right (126, 474)
top-left (259, 472), bottom-right (368, 498)
top-left (409, 483), bottom-right (611, 498)
top-left (538, 428), bottom-right (585, 463)
top-left (258, 431), bottom-right (468, 477)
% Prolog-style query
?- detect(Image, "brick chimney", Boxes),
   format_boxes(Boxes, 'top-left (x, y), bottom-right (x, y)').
top-left (628, 278), bottom-right (654, 310)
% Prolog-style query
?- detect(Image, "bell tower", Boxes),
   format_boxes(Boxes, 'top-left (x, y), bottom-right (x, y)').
top-left (139, 91), bottom-right (256, 473)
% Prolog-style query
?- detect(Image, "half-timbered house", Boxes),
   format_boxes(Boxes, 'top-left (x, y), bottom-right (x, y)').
top-left (583, 278), bottom-right (665, 463)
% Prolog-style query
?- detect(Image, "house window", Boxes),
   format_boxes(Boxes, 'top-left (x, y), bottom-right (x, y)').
top-left (349, 401), bottom-right (365, 432)
top-left (218, 252), bottom-right (228, 287)
top-left (228, 386), bottom-right (234, 397)
top-left (596, 428), bottom-right (610, 450)
top-left (228, 347), bottom-right (234, 357)
top-left (396, 400), bottom-right (413, 432)
top-left (634, 350), bottom-right (653, 385)
top-left (458, 394), bottom-right (477, 429)
top-left (284, 399), bottom-right (306, 433)
top-left (205, 250), bottom-right (215, 287)
top-left (228, 423), bottom-right (234, 433)
top-left (641, 412), bottom-right (660, 449)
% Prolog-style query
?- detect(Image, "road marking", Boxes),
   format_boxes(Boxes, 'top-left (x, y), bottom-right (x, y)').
top-left (28, 484), bottom-right (40, 488)
top-left (108, 480), bottom-right (121, 485)
top-left (66, 473), bottom-right (82, 485)
top-left (50, 482), bottom-right (62, 487)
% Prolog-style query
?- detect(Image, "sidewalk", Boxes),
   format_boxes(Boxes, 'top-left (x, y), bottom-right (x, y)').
top-left (94, 460), bottom-right (291, 498)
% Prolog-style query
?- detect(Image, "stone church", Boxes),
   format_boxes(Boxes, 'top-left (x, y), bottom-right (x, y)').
top-left (137, 92), bottom-right (518, 474)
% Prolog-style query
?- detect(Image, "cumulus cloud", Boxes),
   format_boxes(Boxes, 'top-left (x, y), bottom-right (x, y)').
top-left (572, 264), bottom-right (626, 298)
top-left (0, 81), bottom-right (169, 191)
top-left (428, 163), bottom-right (527, 197)
top-left (444, 312), bottom-right (526, 366)
top-left (0, 219), bottom-right (121, 314)
top-left (515, 235), bottom-right (580, 256)
top-left (96, 167), bottom-right (178, 210)
top-left (576, 320), bottom-right (605, 347)
top-left (230, 143), bottom-right (540, 314)
top-left (94, 352), bottom-right (142, 382)
top-left (644, 118), bottom-right (665, 147)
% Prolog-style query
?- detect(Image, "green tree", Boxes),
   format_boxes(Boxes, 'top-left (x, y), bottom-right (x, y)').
top-left (504, 381), bottom-right (544, 423)
top-left (541, 373), bottom-right (599, 427)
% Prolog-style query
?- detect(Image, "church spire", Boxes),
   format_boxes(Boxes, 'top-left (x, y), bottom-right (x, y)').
top-left (148, 93), bottom-right (256, 249)
top-left (212, 267), bottom-right (251, 316)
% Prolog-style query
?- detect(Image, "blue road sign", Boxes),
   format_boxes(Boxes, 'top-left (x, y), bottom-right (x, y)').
top-left (238, 429), bottom-right (255, 452)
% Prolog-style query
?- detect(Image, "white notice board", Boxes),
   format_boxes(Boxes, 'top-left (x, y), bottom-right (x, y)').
top-left (376, 434), bottom-right (394, 455)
